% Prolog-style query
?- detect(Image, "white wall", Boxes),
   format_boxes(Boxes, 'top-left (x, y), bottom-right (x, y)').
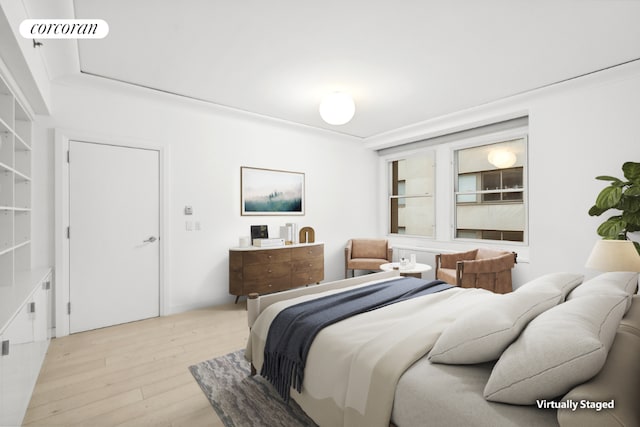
top-left (377, 62), bottom-right (640, 287)
top-left (33, 76), bottom-right (379, 313)
top-left (526, 68), bottom-right (640, 281)
top-left (29, 59), bottom-right (640, 312)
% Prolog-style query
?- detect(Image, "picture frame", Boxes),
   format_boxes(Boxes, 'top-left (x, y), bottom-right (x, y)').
top-left (241, 166), bottom-right (305, 215)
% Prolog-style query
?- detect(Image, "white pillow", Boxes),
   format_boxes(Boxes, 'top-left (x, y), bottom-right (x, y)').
top-left (568, 272), bottom-right (638, 313)
top-left (484, 294), bottom-right (627, 404)
top-left (428, 290), bottom-right (561, 364)
top-left (515, 272), bottom-right (583, 300)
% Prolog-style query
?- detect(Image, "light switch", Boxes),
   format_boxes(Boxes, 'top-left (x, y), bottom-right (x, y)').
top-left (184, 206), bottom-right (193, 215)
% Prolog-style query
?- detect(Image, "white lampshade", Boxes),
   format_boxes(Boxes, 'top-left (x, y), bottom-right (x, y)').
top-left (585, 240), bottom-right (640, 272)
top-left (319, 92), bottom-right (355, 125)
top-left (487, 149), bottom-right (517, 169)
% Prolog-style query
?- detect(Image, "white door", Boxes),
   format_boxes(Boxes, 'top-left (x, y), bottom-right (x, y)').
top-left (69, 141), bottom-right (160, 333)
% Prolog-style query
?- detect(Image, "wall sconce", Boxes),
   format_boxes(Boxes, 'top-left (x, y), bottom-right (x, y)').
top-left (487, 149), bottom-right (517, 169)
top-left (319, 92), bottom-right (355, 125)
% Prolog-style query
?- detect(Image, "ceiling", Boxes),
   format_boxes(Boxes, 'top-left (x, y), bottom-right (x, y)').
top-left (38, 1), bottom-right (640, 138)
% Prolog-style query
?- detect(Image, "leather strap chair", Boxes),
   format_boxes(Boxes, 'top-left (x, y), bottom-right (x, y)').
top-left (435, 248), bottom-right (517, 293)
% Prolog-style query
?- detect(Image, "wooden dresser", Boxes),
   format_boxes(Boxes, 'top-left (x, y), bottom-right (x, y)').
top-left (229, 242), bottom-right (324, 302)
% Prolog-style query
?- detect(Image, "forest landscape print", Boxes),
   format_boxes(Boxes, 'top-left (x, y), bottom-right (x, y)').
top-left (241, 167), bottom-right (305, 215)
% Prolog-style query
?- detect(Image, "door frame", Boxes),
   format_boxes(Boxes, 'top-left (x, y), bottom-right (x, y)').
top-left (54, 128), bottom-right (170, 337)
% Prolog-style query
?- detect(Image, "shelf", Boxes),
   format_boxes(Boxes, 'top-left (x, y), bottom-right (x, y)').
top-left (14, 134), bottom-right (30, 151)
top-left (0, 117), bottom-right (11, 133)
top-left (0, 71), bottom-right (34, 293)
top-left (14, 169), bottom-right (31, 182)
top-left (13, 240), bottom-right (30, 251)
top-left (0, 161), bottom-right (12, 173)
top-left (0, 240), bottom-right (30, 256)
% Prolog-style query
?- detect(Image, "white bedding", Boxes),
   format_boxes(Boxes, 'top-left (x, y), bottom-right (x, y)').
top-left (246, 277), bottom-right (498, 427)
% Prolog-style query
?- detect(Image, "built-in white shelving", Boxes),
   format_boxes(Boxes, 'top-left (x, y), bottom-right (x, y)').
top-left (0, 73), bottom-right (32, 288)
top-left (0, 71), bottom-right (52, 427)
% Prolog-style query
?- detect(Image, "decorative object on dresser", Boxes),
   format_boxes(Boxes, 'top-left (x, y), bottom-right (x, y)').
top-left (299, 226), bottom-right (315, 243)
top-left (241, 167), bottom-right (305, 215)
top-left (229, 242), bottom-right (324, 303)
top-left (250, 224), bottom-right (269, 240)
top-left (344, 238), bottom-right (393, 278)
top-left (435, 248), bottom-right (517, 293)
top-left (280, 222), bottom-right (298, 245)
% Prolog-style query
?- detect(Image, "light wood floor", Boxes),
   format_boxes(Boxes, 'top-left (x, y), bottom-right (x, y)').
top-left (23, 303), bottom-right (249, 427)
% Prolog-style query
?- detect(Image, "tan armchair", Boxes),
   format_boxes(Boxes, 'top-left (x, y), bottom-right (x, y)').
top-left (435, 248), bottom-right (517, 293)
top-left (345, 239), bottom-right (393, 278)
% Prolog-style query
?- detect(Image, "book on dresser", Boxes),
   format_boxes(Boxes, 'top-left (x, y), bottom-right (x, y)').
top-left (252, 238), bottom-right (285, 247)
top-left (228, 242), bottom-right (324, 303)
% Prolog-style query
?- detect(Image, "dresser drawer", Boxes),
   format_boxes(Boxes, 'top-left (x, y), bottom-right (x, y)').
top-left (244, 275), bottom-right (292, 294)
top-left (243, 262), bottom-right (292, 280)
top-left (291, 244), bottom-right (323, 260)
top-left (292, 267), bottom-right (324, 286)
top-left (243, 248), bottom-right (291, 265)
top-left (291, 259), bottom-right (323, 273)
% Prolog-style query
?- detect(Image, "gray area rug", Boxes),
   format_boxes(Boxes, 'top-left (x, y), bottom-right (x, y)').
top-left (189, 350), bottom-right (318, 427)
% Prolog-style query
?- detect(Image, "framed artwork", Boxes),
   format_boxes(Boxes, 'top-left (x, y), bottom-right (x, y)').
top-left (241, 167), bottom-right (305, 215)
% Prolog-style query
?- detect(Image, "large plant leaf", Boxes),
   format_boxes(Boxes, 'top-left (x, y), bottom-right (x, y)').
top-left (625, 185), bottom-right (640, 197)
top-left (622, 162), bottom-right (640, 183)
top-left (622, 210), bottom-right (640, 225)
top-left (595, 186), bottom-right (622, 209)
top-left (595, 175), bottom-right (623, 183)
top-left (597, 217), bottom-right (626, 238)
top-left (619, 196), bottom-right (640, 213)
top-left (588, 205), bottom-right (608, 216)
top-left (621, 209), bottom-right (640, 233)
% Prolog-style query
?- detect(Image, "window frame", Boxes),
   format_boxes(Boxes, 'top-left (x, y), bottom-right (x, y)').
top-left (387, 150), bottom-right (436, 238)
top-left (452, 134), bottom-right (529, 245)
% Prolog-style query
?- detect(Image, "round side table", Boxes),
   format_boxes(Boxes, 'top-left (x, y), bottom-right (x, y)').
top-left (379, 262), bottom-right (433, 279)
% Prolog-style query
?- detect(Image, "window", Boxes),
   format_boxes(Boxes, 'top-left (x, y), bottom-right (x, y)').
top-left (389, 152), bottom-right (435, 237)
top-left (454, 138), bottom-right (526, 242)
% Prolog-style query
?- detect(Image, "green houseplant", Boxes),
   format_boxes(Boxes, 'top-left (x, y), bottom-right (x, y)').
top-left (588, 161), bottom-right (640, 254)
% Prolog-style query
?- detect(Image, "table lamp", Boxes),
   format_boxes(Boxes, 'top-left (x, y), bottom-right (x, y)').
top-left (585, 240), bottom-right (640, 272)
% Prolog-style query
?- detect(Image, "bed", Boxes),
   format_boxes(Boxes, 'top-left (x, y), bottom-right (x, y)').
top-left (245, 270), bottom-right (640, 427)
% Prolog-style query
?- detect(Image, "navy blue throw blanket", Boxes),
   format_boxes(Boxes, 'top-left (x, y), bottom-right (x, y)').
top-left (260, 277), bottom-right (452, 401)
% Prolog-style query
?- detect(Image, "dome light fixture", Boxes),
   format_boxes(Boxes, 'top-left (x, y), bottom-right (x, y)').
top-left (319, 92), bottom-right (355, 125)
top-left (487, 149), bottom-right (517, 169)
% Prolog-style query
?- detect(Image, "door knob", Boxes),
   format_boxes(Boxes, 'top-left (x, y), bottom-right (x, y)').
top-left (143, 236), bottom-right (158, 243)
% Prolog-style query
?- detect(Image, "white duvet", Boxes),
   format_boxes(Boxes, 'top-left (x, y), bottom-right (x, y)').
top-left (246, 279), bottom-right (496, 427)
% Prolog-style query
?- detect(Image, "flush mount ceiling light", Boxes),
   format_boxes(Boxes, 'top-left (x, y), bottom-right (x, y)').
top-left (487, 149), bottom-right (517, 169)
top-left (319, 92), bottom-right (355, 125)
